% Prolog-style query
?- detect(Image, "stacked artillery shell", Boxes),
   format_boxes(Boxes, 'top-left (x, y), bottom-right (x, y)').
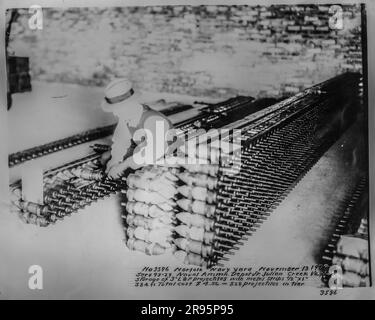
top-left (170, 97), bottom-right (334, 267)
top-left (8, 71), bottom-right (362, 268)
top-left (8, 126), bottom-right (115, 167)
top-left (171, 73), bottom-right (361, 267)
top-left (321, 178), bottom-right (370, 287)
top-left (357, 218), bottom-right (368, 238)
top-left (331, 235), bottom-right (370, 287)
top-left (173, 166), bottom-right (222, 268)
top-left (210, 74), bottom-right (360, 265)
top-left (10, 185), bottom-right (50, 227)
top-left (11, 157), bottom-right (125, 226)
top-left (122, 166), bottom-right (179, 255)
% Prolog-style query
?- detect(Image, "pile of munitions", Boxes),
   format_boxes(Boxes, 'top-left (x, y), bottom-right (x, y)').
top-left (10, 156), bottom-right (125, 227)
top-left (321, 178), bottom-right (370, 287)
top-left (173, 164), bottom-right (226, 268)
top-left (332, 235), bottom-right (370, 287)
top-left (120, 72), bottom-right (363, 267)
top-left (8, 93), bottom-right (266, 226)
top-left (9, 72), bottom-right (365, 269)
top-left (122, 167), bottom-right (178, 255)
top-left (122, 159), bottom-right (241, 268)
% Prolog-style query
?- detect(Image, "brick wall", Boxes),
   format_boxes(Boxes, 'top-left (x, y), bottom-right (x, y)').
top-left (8, 4), bottom-right (363, 99)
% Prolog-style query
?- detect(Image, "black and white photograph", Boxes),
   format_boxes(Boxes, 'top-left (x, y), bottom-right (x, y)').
top-left (0, 0), bottom-right (373, 301)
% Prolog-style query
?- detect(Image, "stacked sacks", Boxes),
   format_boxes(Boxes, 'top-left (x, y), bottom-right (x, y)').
top-left (122, 166), bottom-right (179, 256)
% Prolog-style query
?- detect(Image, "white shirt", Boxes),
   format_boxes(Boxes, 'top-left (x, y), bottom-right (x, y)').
top-left (110, 103), bottom-right (144, 163)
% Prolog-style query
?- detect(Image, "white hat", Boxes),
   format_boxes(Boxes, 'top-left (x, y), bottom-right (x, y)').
top-left (101, 78), bottom-right (139, 112)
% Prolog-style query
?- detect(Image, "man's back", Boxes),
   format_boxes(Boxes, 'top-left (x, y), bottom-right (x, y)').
top-left (129, 105), bottom-right (172, 135)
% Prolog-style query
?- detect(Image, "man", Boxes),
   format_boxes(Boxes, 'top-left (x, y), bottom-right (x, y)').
top-left (101, 78), bottom-right (172, 179)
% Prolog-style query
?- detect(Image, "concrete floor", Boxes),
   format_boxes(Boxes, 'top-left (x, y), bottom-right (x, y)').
top-left (0, 82), bottom-right (368, 299)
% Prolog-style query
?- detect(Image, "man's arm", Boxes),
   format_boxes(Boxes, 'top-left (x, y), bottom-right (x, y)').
top-left (105, 121), bottom-right (133, 173)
